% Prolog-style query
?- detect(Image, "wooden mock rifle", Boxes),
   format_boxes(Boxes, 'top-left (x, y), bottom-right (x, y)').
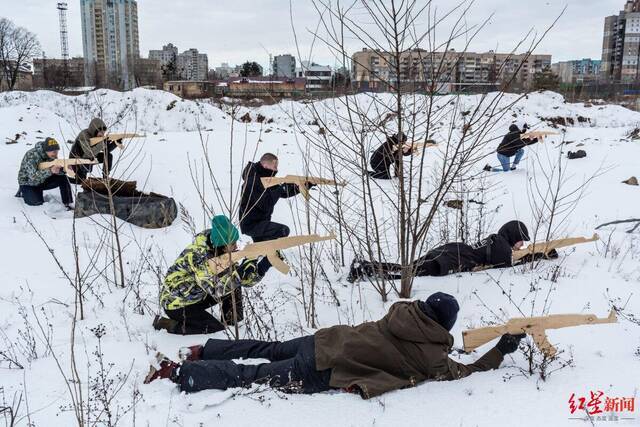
top-left (38, 158), bottom-right (98, 179)
top-left (462, 310), bottom-right (617, 357)
top-left (392, 141), bottom-right (438, 154)
top-left (512, 234), bottom-right (599, 261)
top-left (260, 175), bottom-right (346, 200)
top-left (89, 133), bottom-right (145, 148)
top-left (521, 130), bottom-right (559, 141)
top-left (208, 233), bottom-right (336, 275)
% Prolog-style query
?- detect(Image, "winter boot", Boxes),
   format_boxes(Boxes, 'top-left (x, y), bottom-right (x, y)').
top-left (153, 315), bottom-right (178, 332)
top-left (178, 345), bottom-right (204, 362)
top-left (347, 258), bottom-right (364, 283)
top-left (510, 165), bottom-right (517, 171)
top-left (144, 353), bottom-right (180, 384)
top-left (483, 164), bottom-right (492, 172)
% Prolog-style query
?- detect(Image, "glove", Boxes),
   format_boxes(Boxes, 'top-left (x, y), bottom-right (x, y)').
top-left (496, 333), bottom-right (525, 355)
top-left (306, 182), bottom-right (317, 189)
top-left (522, 123), bottom-right (530, 130)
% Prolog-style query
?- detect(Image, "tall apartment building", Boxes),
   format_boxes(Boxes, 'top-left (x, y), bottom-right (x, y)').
top-left (551, 59), bottom-right (601, 84)
top-left (80, 0), bottom-right (140, 90)
top-left (176, 48), bottom-right (208, 81)
top-left (149, 43), bottom-right (178, 67)
top-left (602, 0), bottom-right (640, 82)
top-left (273, 54), bottom-right (296, 78)
top-left (351, 48), bottom-right (551, 91)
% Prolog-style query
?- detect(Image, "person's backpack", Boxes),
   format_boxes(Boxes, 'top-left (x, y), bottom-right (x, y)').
top-left (567, 150), bottom-right (587, 160)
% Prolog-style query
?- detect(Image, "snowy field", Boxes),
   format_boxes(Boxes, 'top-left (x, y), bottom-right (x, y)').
top-left (0, 88), bottom-right (639, 426)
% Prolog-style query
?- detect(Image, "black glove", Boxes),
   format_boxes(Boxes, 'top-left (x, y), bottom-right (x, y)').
top-left (496, 333), bottom-right (525, 355)
top-left (306, 182), bottom-right (317, 189)
top-left (523, 123), bottom-right (530, 130)
top-left (517, 249), bottom-right (559, 263)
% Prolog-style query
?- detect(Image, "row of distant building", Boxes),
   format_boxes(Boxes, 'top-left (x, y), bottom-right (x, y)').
top-left (11, 0), bottom-right (640, 97)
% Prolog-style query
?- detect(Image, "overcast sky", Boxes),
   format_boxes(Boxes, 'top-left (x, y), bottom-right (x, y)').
top-left (6, 0), bottom-right (624, 70)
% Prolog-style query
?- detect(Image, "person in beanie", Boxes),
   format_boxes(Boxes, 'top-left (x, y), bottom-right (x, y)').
top-left (348, 220), bottom-right (541, 282)
top-left (239, 153), bottom-right (314, 242)
top-left (368, 132), bottom-right (414, 179)
top-left (70, 118), bottom-right (119, 181)
top-left (153, 215), bottom-right (272, 335)
top-left (483, 124), bottom-right (539, 172)
top-left (16, 138), bottom-right (73, 209)
top-left (145, 292), bottom-right (525, 399)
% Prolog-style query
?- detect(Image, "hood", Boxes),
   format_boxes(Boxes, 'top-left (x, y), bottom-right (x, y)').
top-left (35, 139), bottom-right (50, 156)
top-left (88, 118), bottom-right (106, 137)
top-left (498, 221), bottom-right (530, 246)
top-left (387, 301), bottom-right (453, 347)
top-left (508, 124), bottom-right (520, 133)
top-left (242, 161), bottom-right (276, 180)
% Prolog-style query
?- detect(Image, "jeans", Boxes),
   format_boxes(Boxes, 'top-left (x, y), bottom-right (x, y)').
top-left (178, 335), bottom-right (332, 394)
top-left (493, 149), bottom-right (524, 172)
top-left (19, 175), bottom-right (73, 206)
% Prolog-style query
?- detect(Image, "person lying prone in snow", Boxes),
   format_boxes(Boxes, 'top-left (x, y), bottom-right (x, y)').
top-left (144, 292), bottom-right (525, 399)
top-left (348, 220), bottom-right (557, 283)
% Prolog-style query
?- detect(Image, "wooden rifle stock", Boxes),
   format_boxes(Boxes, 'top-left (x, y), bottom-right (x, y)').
top-left (208, 233), bottom-right (336, 275)
top-left (462, 310), bottom-right (617, 356)
top-left (89, 133), bottom-right (144, 148)
top-left (38, 158), bottom-right (98, 179)
top-left (260, 175), bottom-right (346, 200)
top-left (512, 234), bottom-right (599, 261)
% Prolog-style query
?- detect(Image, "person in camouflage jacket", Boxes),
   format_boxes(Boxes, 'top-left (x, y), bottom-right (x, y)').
top-left (154, 216), bottom-right (272, 335)
top-left (17, 138), bottom-right (73, 207)
top-left (70, 117), bottom-right (118, 180)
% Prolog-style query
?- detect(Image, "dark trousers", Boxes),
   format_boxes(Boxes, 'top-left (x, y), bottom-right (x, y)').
top-left (243, 220), bottom-right (290, 242)
top-left (368, 159), bottom-right (399, 180)
top-left (19, 175), bottom-right (73, 206)
top-left (164, 288), bottom-right (243, 335)
top-left (72, 152), bottom-right (114, 182)
top-left (178, 335), bottom-right (332, 394)
top-left (362, 257), bottom-right (440, 279)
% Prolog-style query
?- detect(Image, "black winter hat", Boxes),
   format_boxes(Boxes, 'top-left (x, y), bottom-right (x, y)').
top-left (498, 221), bottom-right (530, 246)
top-left (43, 137), bottom-right (60, 152)
top-left (422, 292), bottom-right (460, 331)
top-left (508, 124), bottom-right (520, 132)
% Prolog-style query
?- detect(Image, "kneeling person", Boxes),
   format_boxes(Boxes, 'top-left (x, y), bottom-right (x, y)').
top-left (239, 153), bottom-right (308, 242)
top-left (17, 138), bottom-right (73, 209)
top-left (145, 292), bottom-right (524, 399)
top-left (154, 215), bottom-right (271, 335)
top-left (70, 118), bottom-right (118, 180)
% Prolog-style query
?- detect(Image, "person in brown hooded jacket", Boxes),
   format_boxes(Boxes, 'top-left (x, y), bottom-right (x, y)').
top-left (69, 118), bottom-right (119, 181)
top-left (144, 292), bottom-right (524, 399)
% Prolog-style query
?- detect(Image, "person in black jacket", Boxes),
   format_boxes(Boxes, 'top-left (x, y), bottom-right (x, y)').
top-left (368, 132), bottom-right (413, 179)
top-left (239, 153), bottom-right (311, 242)
top-left (483, 124), bottom-right (538, 172)
top-left (348, 221), bottom-right (531, 282)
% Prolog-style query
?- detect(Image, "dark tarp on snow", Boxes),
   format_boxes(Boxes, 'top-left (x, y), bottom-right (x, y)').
top-left (74, 178), bottom-right (177, 229)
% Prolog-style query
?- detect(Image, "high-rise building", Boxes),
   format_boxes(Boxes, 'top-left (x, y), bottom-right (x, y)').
top-left (601, 0), bottom-right (640, 82)
top-left (551, 59), bottom-right (601, 84)
top-left (80, 0), bottom-right (140, 89)
top-left (273, 54), bottom-right (296, 78)
top-left (176, 48), bottom-right (208, 81)
top-left (149, 43), bottom-right (178, 67)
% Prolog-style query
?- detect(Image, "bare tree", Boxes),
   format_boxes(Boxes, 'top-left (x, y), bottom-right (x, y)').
top-left (0, 18), bottom-right (40, 90)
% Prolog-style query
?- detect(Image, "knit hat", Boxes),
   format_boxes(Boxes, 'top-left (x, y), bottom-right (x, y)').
top-left (423, 292), bottom-right (460, 331)
top-left (209, 215), bottom-right (239, 248)
top-left (44, 137), bottom-right (60, 152)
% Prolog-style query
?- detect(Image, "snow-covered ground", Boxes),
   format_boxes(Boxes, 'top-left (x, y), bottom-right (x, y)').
top-left (1, 88), bottom-right (639, 426)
